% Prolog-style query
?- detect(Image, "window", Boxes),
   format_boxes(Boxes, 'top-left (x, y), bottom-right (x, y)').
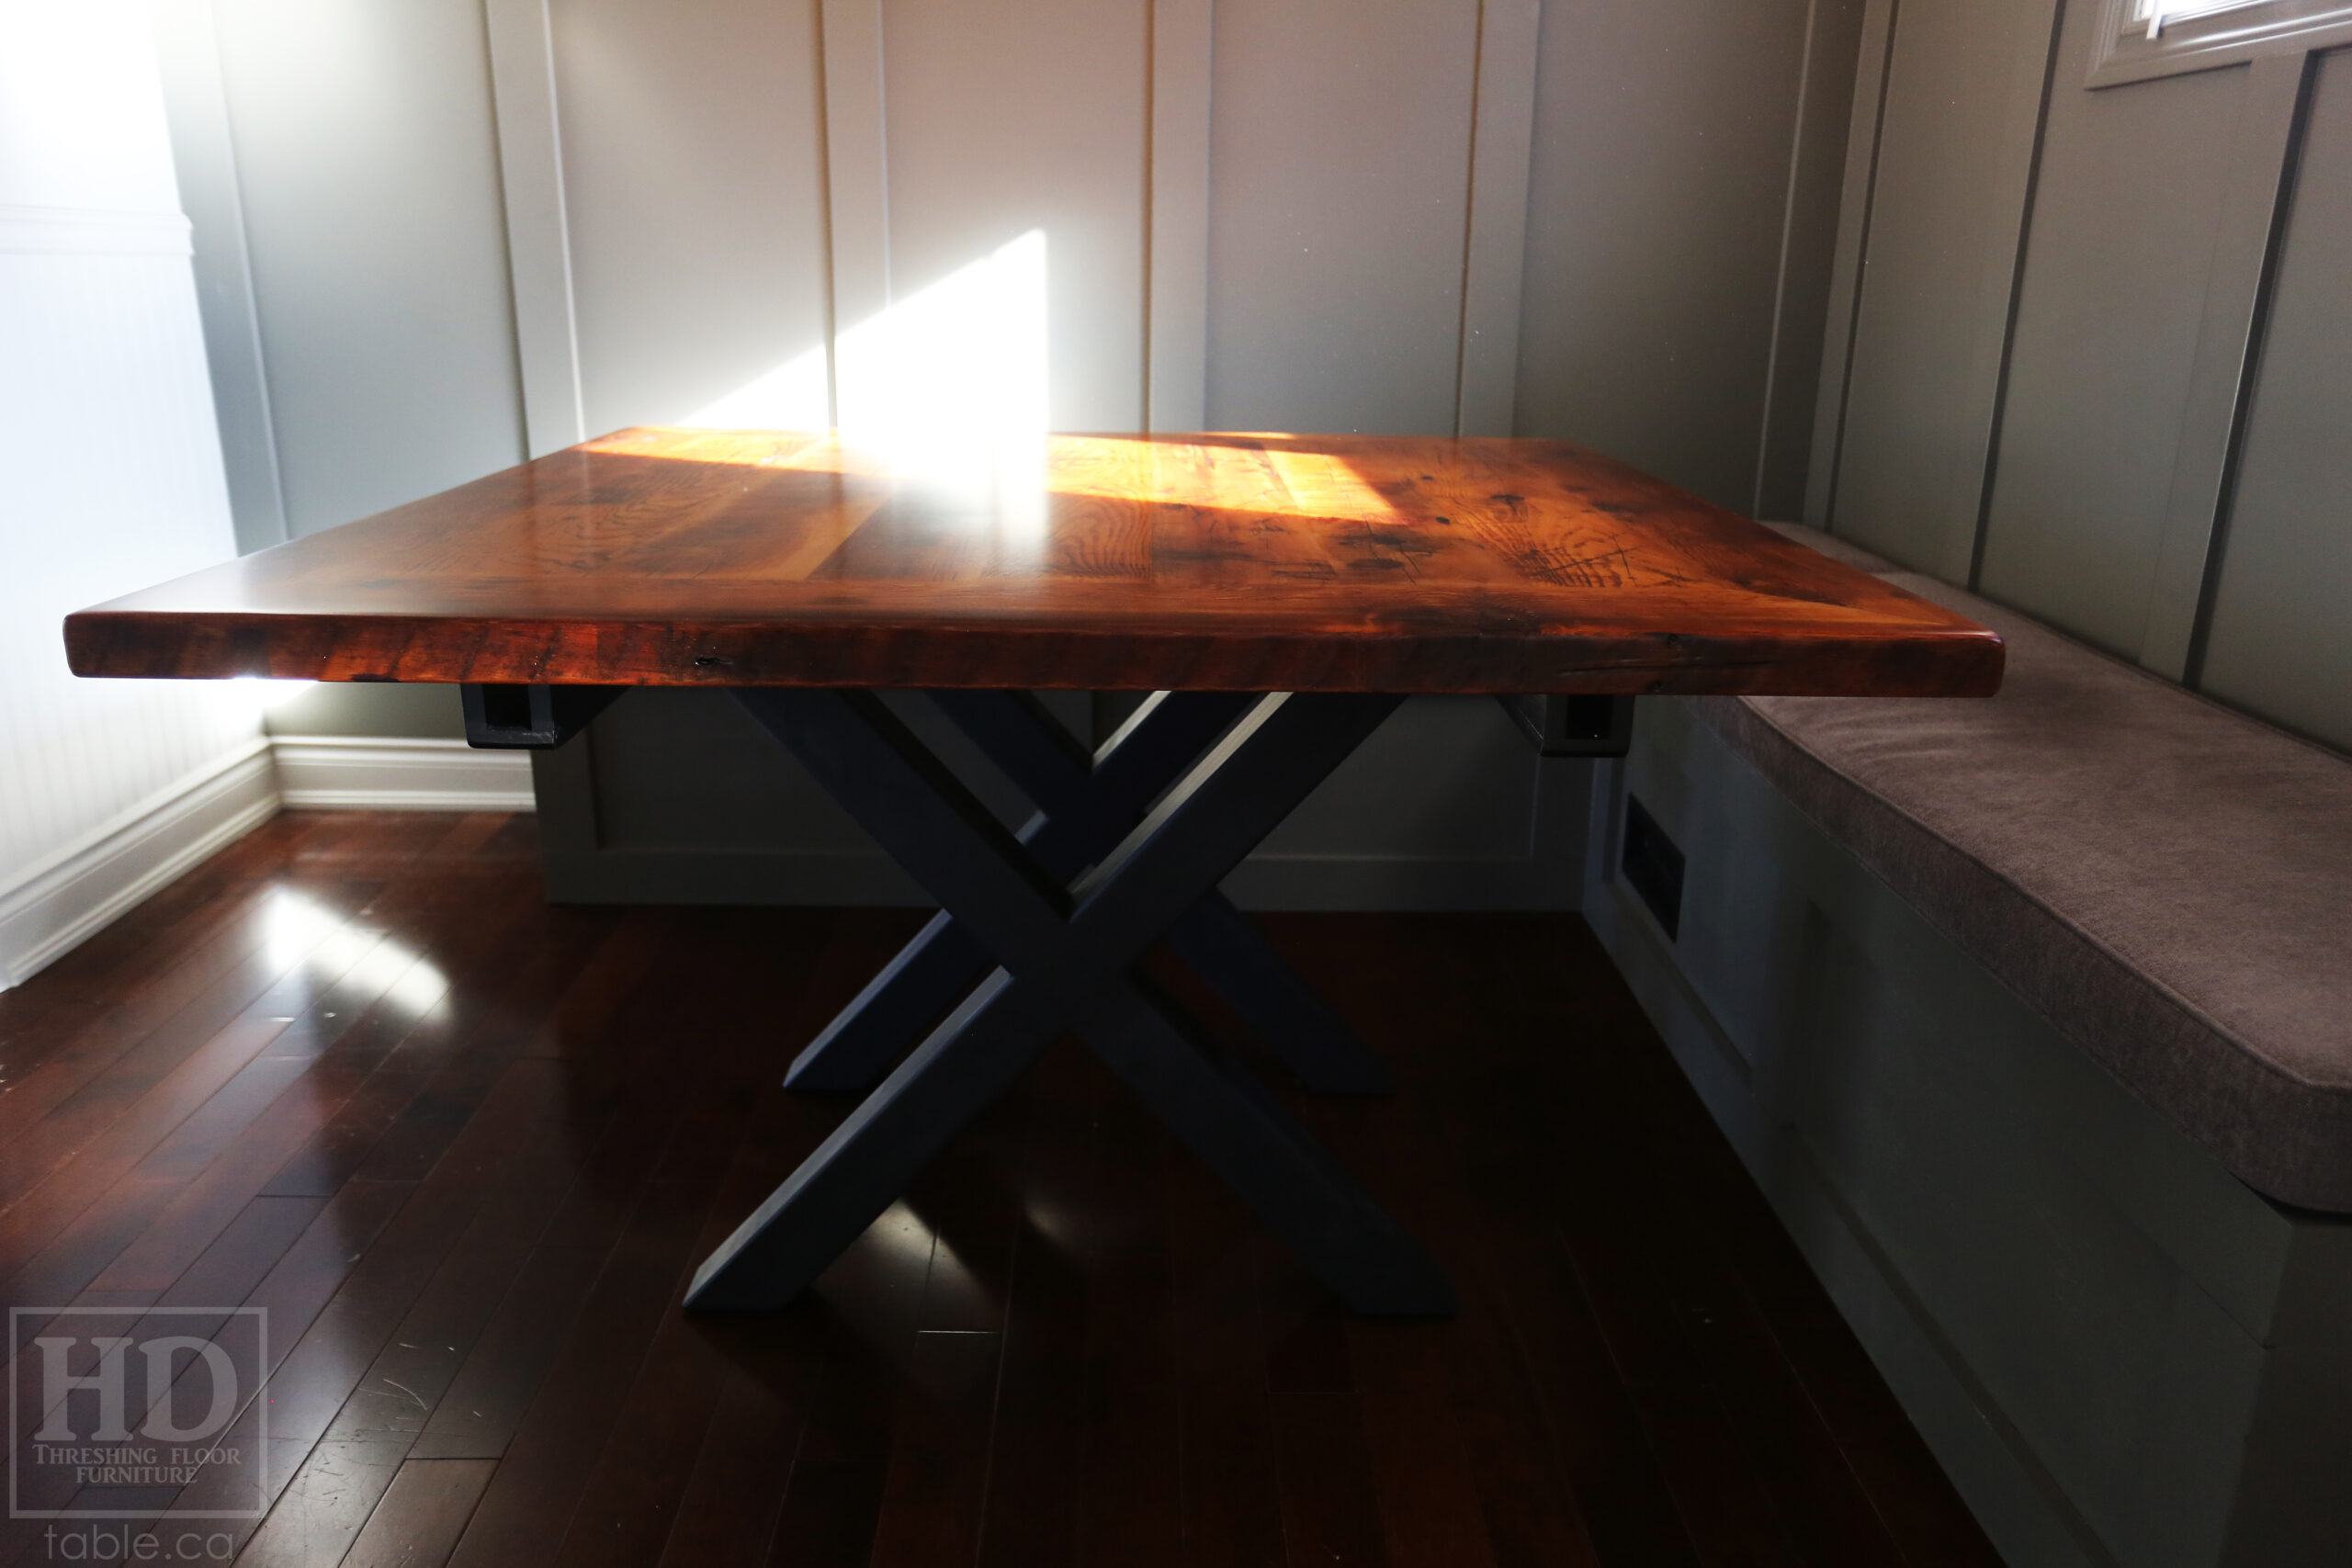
top-left (2135, 0), bottom-right (2275, 26)
top-left (2094, 0), bottom-right (2352, 85)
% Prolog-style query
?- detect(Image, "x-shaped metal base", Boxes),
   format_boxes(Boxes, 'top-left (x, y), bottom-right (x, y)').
top-left (684, 688), bottom-right (1453, 1316)
top-left (786, 689), bottom-right (1390, 1097)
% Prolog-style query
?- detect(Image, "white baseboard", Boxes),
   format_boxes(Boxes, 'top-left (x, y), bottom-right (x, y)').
top-left (0, 735), bottom-right (537, 992)
top-left (0, 739), bottom-right (280, 990)
top-left (269, 735), bottom-right (537, 811)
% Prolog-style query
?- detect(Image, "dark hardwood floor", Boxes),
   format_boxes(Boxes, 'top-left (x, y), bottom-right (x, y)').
top-left (0, 811), bottom-right (1998, 1567)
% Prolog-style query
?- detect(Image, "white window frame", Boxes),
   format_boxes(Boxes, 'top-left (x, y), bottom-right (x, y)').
top-left (2091, 0), bottom-right (2352, 85)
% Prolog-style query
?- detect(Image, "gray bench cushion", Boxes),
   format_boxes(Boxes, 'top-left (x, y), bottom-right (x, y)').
top-left (1695, 528), bottom-right (2352, 1211)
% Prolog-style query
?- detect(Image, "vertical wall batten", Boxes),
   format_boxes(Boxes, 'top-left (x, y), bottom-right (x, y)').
top-left (1141, 0), bottom-right (1155, 425)
top-left (1962, 0), bottom-right (2069, 592)
top-left (1454, 0), bottom-right (1542, 437)
top-left (1807, 0), bottom-right (1900, 529)
top-left (2162, 52), bottom-right (2315, 683)
top-left (1755, 0), bottom-right (1820, 518)
top-left (1757, 0), bottom-right (1868, 520)
top-left (483, 0), bottom-right (584, 457)
top-left (820, 0), bottom-right (889, 358)
top-left (1450, 0), bottom-right (1486, 436)
top-left (809, 0), bottom-right (840, 427)
top-left (1148, 0), bottom-right (1213, 431)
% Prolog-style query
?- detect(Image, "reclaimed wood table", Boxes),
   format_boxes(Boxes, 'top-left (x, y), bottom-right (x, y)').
top-left (66, 427), bottom-right (2003, 1317)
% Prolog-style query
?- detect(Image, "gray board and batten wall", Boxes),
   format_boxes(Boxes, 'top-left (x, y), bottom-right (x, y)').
top-left (154, 0), bottom-right (1871, 909)
top-left (1811, 0), bottom-right (2352, 754)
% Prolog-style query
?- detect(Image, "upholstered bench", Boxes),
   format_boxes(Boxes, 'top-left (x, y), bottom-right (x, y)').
top-left (1583, 524), bottom-right (2352, 1568)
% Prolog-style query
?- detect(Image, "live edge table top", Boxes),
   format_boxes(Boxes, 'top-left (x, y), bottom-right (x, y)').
top-left (66, 428), bottom-right (2002, 696)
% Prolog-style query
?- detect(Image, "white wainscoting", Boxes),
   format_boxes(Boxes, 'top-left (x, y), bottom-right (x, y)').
top-left (268, 735), bottom-right (536, 811)
top-left (0, 204), bottom-right (273, 988)
top-left (0, 213), bottom-right (267, 904)
top-left (0, 16), bottom-right (278, 987)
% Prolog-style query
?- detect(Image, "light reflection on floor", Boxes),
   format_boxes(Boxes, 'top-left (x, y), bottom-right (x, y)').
top-left (258, 888), bottom-right (448, 1025)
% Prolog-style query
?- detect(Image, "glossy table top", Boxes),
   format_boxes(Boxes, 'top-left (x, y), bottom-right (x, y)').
top-left (66, 428), bottom-right (2002, 695)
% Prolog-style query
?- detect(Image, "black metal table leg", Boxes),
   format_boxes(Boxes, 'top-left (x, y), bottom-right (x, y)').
top-left (785, 690), bottom-right (1390, 1096)
top-left (780, 691), bottom-right (1246, 1091)
top-left (689, 969), bottom-right (1060, 1311)
top-left (685, 687), bottom-right (1452, 1317)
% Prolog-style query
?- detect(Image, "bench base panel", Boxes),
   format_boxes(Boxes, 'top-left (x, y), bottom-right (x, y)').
top-left (1586, 697), bottom-right (2352, 1568)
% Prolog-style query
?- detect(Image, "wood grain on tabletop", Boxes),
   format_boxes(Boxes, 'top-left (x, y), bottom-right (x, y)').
top-left (65, 429), bottom-right (2002, 696)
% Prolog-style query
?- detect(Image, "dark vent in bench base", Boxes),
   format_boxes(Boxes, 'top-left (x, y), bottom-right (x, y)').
top-left (1622, 795), bottom-right (1683, 940)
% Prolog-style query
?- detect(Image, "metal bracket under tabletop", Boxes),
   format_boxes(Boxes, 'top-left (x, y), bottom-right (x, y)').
top-left (1497, 694), bottom-right (1636, 757)
top-left (459, 683), bottom-right (627, 749)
